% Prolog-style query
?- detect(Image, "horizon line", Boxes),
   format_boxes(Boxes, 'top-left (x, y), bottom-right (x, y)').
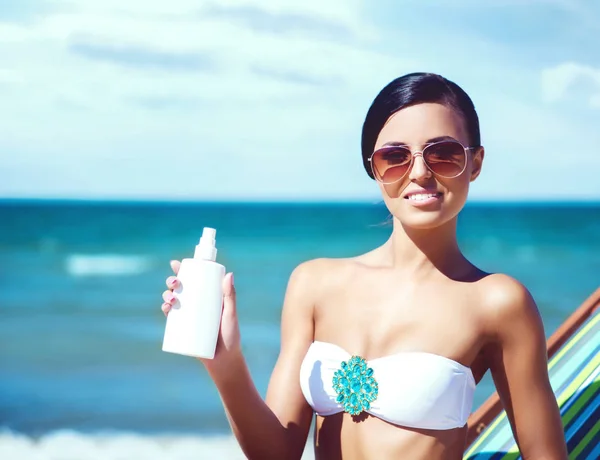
top-left (1, 197), bottom-right (599, 206)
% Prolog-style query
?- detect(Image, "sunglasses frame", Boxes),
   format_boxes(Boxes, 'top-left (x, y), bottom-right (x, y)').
top-left (368, 140), bottom-right (478, 185)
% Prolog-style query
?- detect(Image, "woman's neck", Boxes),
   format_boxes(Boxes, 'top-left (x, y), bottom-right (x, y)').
top-left (381, 216), bottom-right (468, 278)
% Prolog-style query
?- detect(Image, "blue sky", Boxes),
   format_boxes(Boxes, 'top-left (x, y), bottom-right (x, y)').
top-left (1, 0), bottom-right (599, 201)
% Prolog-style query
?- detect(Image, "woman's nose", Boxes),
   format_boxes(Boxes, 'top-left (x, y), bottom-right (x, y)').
top-left (408, 154), bottom-right (432, 180)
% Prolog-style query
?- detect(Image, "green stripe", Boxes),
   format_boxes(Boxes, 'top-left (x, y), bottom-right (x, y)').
top-left (464, 311), bottom-right (599, 458)
top-left (468, 340), bottom-right (598, 456)
top-left (562, 367), bottom-right (600, 428)
top-left (569, 416), bottom-right (600, 459)
top-left (498, 351), bottom-right (600, 458)
top-left (557, 352), bottom-right (600, 408)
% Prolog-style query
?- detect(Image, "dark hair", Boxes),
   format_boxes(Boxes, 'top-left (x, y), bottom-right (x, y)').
top-left (361, 72), bottom-right (481, 179)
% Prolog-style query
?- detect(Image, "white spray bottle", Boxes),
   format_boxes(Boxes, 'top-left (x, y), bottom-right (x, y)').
top-left (162, 227), bottom-right (226, 359)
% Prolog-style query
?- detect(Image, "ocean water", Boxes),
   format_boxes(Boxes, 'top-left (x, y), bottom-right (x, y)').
top-left (1, 199), bottom-right (599, 459)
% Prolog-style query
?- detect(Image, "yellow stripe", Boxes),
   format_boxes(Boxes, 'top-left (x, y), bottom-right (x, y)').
top-left (562, 372), bottom-right (600, 428)
top-left (557, 352), bottom-right (600, 407)
top-left (499, 351), bottom-right (600, 458)
top-left (569, 417), bottom-right (600, 459)
top-left (463, 410), bottom-right (509, 457)
top-left (501, 439), bottom-right (521, 457)
top-left (464, 312), bottom-right (599, 458)
top-left (549, 313), bottom-right (599, 372)
top-left (463, 335), bottom-right (593, 458)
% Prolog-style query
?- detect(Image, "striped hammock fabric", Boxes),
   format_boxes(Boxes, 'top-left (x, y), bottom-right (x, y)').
top-left (464, 309), bottom-right (600, 460)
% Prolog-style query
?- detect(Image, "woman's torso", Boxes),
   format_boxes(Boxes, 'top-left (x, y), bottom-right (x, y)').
top-left (304, 255), bottom-right (492, 460)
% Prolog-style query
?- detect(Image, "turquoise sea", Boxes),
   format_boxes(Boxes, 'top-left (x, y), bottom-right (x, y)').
top-left (1, 199), bottom-right (599, 459)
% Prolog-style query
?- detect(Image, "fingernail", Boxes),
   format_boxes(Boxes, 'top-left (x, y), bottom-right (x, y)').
top-left (230, 273), bottom-right (234, 286)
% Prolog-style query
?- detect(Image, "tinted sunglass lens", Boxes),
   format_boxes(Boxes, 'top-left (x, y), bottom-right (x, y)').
top-left (372, 147), bottom-right (412, 184)
top-left (423, 142), bottom-right (466, 177)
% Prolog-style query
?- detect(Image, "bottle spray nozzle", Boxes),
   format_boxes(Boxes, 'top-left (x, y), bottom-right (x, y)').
top-left (200, 227), bottom-right (216, 244)
top-left (194, 227), bottom-right (218, 261)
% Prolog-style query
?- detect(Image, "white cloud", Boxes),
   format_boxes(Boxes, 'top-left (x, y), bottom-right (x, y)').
top-left (0, 0), bottom-right (412, 200)
top-left (541, 62), bottom-right (600, 107)
top-left (0, 0), bottom-right (409, 147)
top-left (0, 0), bottom-right (598, 200)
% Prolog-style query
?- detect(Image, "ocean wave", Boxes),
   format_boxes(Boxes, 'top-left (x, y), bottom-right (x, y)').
top-left (0, 429), bottom-right (316, 460)
top-left (65, 254), bottom-right (151, 277)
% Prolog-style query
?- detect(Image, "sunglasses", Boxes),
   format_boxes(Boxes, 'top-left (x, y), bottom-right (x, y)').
top-left (368, 140), bottom-right (477, 185)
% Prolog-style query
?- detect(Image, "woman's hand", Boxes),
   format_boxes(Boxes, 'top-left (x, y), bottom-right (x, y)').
top-left (161, 260), bottom-right (242, 374)
top-left (161, 259), bottom-right (318, 460)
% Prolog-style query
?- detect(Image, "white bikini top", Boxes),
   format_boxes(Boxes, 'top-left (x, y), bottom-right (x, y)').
top-left (299, 341), bottom-right (476, 430)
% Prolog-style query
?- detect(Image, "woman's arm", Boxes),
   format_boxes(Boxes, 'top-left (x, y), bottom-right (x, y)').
top-left (484, 274), bottom-right (568, 459)
top-left (204, 260), bottom-right (318, 459)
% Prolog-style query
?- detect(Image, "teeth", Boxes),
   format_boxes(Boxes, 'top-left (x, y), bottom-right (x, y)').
top-left (408, 193), bottom-right (438, 201)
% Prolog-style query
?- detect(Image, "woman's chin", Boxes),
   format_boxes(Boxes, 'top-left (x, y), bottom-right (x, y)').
top-left (395, 203), bottom-right (459, 230)
top-left (398, 213), bottom-right (448, 230)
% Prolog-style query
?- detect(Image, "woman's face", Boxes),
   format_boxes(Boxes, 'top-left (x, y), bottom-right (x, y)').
top-left (373, 103), bottom-right (484, 230)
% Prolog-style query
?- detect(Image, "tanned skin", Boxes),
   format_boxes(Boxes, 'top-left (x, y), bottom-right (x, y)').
top-left (161, 103), bottom-right (568, 460)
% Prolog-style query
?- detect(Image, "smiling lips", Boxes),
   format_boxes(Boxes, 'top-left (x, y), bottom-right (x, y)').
top-left (404, 190), bottom-right (443, 207)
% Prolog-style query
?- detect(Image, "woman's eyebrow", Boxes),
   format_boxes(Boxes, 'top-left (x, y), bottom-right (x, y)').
top-left (381, 141), bottom-right (408, 147)
top-left (381, 135), bottom-right (458, 148)
top-left (426, 135), bottom-right (458, 143)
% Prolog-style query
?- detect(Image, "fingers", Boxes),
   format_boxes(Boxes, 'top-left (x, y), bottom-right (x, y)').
top-left (162, 290), bottom-right (176, 305)
top-left (222, 272), bottom-right (236, 313)
top-left (166, 276), bottom-right (178, 289)
top-left (161, 289), bottom-right (177, 317)
top-left (170, 260), bottom-right (181, 275)
top-left (162, 272), bottom-right (236, 318)
top-left (162, 261), bottom-right (180, 317)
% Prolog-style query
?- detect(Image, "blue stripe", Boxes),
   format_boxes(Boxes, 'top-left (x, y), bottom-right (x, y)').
top-left (584, 434), bottom-right (600, 460)
top-left (563, 370), bottom-right (600, 433)
top-left (576, 424), bottom-right (600, 460)
top-left (566, 401), bottom-right (600, 453)
top-left (553, 337), bottom-right (599, 399)
top-left (464, 310), bottom-right (599, 458)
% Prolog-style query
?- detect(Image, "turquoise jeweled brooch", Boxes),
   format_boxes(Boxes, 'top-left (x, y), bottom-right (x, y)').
top-left (332, 355), bottom-right (379, 416)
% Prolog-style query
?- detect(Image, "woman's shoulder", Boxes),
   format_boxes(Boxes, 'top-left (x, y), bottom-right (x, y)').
top-left (475, 272), bottom-right (541, 333)
top-left (289, 257), bottom-right (360, 283)
top-left (285, 256), bottom-right (363, 296)
top-left (277, 258), bottom-right (357, 325)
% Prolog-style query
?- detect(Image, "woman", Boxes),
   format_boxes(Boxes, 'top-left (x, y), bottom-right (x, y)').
top-left (160, 73), bottom-right (568, 459)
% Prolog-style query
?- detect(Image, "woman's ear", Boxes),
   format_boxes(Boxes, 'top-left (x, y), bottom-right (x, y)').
top-left (470, 147), bottom-right (485, 182)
